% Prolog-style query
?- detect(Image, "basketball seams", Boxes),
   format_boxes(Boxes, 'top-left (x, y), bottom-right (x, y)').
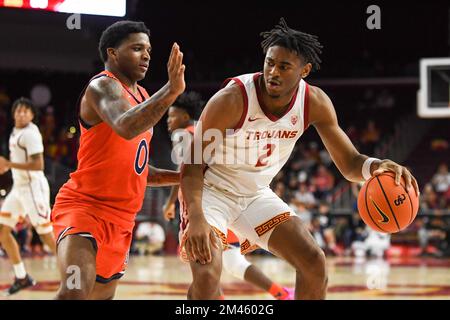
top-left (376, 176), bottom-right (401, 232)
top-left (397, 179), bottom-right (414, 225)
top-left (364, 176), bottom-right (387, 233)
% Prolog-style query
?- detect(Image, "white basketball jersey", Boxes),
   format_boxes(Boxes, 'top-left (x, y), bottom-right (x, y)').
top-left (204, 72), bottom-right (309, 196)
top-left (8, 122), bottom-right (46, 185)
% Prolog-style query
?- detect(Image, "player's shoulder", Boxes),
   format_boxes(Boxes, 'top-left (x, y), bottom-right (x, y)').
top-left (86, 74), bottom-right (122, 99)
top-left (24, 123), bottom-right (41, 135)
top-left (20, 123), bottom-right (42, 141)
top-left (199, 82), bottom-right (244, 129)
top-left (308, 85), bottom-right (331, 106)
top-left (209, 81), bottom-right (244, 110)
top-left (224, 73), bottom-right (255, 86)
top-left (307, 85), bottom-right (336, 125)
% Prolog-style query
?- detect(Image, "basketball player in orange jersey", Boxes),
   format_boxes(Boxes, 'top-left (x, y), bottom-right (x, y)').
top-left (164, 92), bottom-right (293, 300)
top-left (180, 18), bottom-right (419, 300)
top-left (51, 21), bottom-right (185, 300)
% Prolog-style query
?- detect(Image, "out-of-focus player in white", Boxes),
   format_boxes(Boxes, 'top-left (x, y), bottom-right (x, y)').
top-left (0, 97), bottom-right (56, 296)
top-left (164, 92), bottom-right (293, 300)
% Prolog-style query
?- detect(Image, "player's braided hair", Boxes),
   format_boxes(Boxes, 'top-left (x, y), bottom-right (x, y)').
top-left (260, 18), bottom-right (323, 71)
top-left (172, 91), bottom-right (204, 120)
top-left (99, 20), bottom-right (150, 63)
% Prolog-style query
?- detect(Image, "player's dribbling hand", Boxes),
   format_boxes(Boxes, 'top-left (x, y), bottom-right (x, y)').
top-left (185, 215), bottom-right (220, 265)
top-left (167, 42), bottom-right (186, 96)
top-left (163, 203), bottom-right (176, 221)
top-left (373, 159), bottom-right (419, 196)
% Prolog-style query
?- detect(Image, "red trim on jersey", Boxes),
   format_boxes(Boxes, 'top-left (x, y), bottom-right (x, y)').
top-left (253, 73), bottom-right (299, 122)
top-left (224, 78), bottom-right (248, 131)
top-left (221, 78), bottom-right (234, 88)
top-left (304, 82), bottom-right (310, 131)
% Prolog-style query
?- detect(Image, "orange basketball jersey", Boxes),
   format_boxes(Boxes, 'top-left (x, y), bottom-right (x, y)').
top-left (52, 70), bottom-right (152, 230)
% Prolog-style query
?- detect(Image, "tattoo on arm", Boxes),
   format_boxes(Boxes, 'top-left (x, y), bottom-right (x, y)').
top-left (117, 83), bottom-right (176, 138)
top-left (90, 78), bottom-right (178, 140)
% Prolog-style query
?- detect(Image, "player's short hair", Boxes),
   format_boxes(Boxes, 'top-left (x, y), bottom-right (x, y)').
top-left (11, 97), bottom-right (37, 118)
top-left (260, 18), bottom-right (323, 72)
top-left (171, 91), bottom-right (204, 120)
top-left (99, 20), bottom-right (151, 63)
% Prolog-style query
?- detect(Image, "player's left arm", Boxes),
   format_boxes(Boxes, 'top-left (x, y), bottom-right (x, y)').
top-left (309, 85), bottom-right (419, 195)
top-left (0, 153), bottom-right (44, 172)
top-left (147, 165), bottom-right (180, 187)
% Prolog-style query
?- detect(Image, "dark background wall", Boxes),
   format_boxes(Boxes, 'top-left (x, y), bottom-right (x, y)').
top-left (0, 0), bottom-right (448, 80)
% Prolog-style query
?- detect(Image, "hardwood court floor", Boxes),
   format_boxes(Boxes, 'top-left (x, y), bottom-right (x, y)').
top-left (1, 254), bottom-right (449, 300)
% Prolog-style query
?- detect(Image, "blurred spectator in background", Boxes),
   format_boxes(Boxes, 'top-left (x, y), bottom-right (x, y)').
top-left (53, 128), bottom-right (70, 165)
top-left (432, 163), bottom-right (450, 195)
top-left (287, 175), bottom-right (299, 196)
top-left (310, 216), bottom-right (326, 251)
top-left (291, 201), bottom-right (312, 228)
top-left (315, 202), bottom-right (340, 256)
top-left (430, 138), bottom-right (449, 152)
top-left (40, 106), bottom-right (56, 145)
top-left (319, 147), bottom-right (333, 167)
top-left (46, 127), bottom-right (77, 168)
top-left (311, 165), bottom-right (335, 202)
top-left (360, 120), bottom-right (381, 154)
top-left (133, 222), bottom-right (166, 256)
top-left (294, 182), bottom-right (316, 209)
top-left (342, 211), bottom-right (367, 256)
top-left (358, 89), bottom-right (376, 110)
top-left (375, 89), bottom-right (395, 110)
top-left (420, 183), bottom-right (439, 210)
top-left (273, 181), bottom-right (287, 201)
top-left (351, 182), bottom-right (363, 206)
top-left (352, 228), bottom-right (390, 258)
top-left (417, 214), bottom-right (449, 257)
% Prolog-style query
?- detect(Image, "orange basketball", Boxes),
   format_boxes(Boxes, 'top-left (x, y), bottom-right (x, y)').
top-left (357, 172), bottom-right (419, 233)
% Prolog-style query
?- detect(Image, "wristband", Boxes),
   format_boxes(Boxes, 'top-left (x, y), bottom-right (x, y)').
top-left (362, 157), bottom-right (379, 180)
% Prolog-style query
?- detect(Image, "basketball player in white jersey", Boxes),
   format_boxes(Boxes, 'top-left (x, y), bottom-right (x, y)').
top-left (165, 92), bottom-right (294, 300)
top-left (0, 97), bottom-right (56, 295)
top-left (180, 18), bottom-right (419, 300)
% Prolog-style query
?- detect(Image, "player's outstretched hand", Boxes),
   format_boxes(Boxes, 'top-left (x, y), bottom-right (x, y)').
top-left (373, 159), bottom-right (419, 196)
top-left (167, 42), bottom-right (186, 96)
top-left (184, 215), bottom-right (219, 265)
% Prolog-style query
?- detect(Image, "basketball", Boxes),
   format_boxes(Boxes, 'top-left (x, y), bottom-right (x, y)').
top-left (357, 172), bottom-right (419, 233)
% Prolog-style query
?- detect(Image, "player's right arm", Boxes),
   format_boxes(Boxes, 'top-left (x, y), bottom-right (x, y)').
top-left (84, 43), bottom-right (185, 140)
top-left (181, 84), bottom-right (243, 264)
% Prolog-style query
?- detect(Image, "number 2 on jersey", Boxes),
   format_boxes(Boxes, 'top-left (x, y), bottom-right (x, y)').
top-left (255, 143), bottom-right (276, 167)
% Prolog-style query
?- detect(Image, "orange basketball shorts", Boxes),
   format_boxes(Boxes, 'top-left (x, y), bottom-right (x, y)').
top-left (52, 208), bottom-right (133, 283)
